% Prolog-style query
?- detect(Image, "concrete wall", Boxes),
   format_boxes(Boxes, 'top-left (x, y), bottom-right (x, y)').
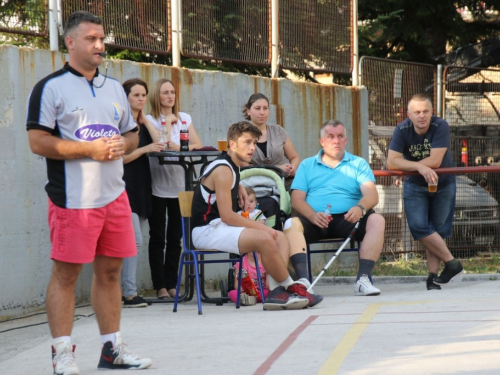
top-left (0, 44), bottom-right (368, 316)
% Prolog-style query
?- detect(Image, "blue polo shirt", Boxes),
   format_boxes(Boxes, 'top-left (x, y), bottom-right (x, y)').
top-left (291, 150), bottom-right (375, 214)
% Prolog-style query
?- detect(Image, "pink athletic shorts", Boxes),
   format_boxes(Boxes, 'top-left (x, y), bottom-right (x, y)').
top-left (48, 191), bottom-right (136, 263)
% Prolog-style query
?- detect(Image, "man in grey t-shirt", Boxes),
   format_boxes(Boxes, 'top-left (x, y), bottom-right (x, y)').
top-left (388, 93), bottom-right (463, 291)
top-left (27, 11), bottom-right (151, 373)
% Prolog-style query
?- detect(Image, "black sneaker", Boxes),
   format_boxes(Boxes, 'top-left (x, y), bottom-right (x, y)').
top-left (426, 277), bottom-right (441, 290)
top-left (263, 286), bottom-right (308, 311)
top-left (287, 279), bottom-right (324, 307)
top-left (97, 333), bottom-right (152, 370)
top-left (434, 261), bottom-right (464, 285)
top-left (123, 296), bottom-right (148, 308)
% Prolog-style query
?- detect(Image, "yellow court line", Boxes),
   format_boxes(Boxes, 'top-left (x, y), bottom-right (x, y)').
top-left (317, 300), bottom-right (438, 375)
top-left (318, 303), bottom-right (381, 375)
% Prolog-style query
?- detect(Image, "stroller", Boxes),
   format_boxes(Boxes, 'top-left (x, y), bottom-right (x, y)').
top-left (221, 166), bottom-right (291, 296)
top-left (240, 166), bottom-right (291, 229)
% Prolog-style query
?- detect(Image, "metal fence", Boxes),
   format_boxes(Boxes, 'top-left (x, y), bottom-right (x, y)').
top-left (360, 56), bottom-right (437, 127)
top-left (278, 0), bottom-right (352, 74)
top-left (181, 0), bottom-right (270, 65)
top-left (373, 168), bottom-right (500, 260)
top-left (0, 0), bottom-right (48, 37)
top-left (61, 0), bottom-right (171, 54)
top-left (443, 66), bottom-right (500, 126)
top-left (2, 0), bottom-right (353, 73)
top-left (369, 122), bottom-right (500, 259)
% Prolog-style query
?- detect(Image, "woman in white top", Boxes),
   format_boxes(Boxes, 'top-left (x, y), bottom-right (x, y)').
top-left (147, 78), bottom-right (202, 299)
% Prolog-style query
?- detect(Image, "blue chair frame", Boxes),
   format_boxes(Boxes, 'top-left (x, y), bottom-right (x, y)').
top-left (306, 238), bottom-right (360, 283)
top-left (173, 191), bottom-right (265, 315)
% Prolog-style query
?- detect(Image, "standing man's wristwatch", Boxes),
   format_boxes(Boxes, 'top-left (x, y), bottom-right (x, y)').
top-left (356, 204), bottom-right (366, 217)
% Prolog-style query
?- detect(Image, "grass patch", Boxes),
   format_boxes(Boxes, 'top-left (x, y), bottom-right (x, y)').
top-left (318, 254), bottom-right (500, 277)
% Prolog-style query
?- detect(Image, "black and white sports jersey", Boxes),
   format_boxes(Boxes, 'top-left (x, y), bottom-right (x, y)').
top-left (26, 63), bottom-right (137, 209)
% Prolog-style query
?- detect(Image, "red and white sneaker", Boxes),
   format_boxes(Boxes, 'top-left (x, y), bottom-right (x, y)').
top-left (263, 286), bottom-right (308, 310)
top-left (52, 342), bottom-right (79, 375)
top-left (287, 279), bottom-right (324, 307)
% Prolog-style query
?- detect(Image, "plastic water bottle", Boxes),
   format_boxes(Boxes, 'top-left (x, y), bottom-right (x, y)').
top-left (325, 204), bottom-right (332, 222)
top-left (158, 120), bottom-right (167, 148)
top-left (180, 121), bottom-right (189, 151)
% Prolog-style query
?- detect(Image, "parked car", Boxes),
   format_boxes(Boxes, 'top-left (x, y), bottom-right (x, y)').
top-left (368, 128), bottom-right (500, 257)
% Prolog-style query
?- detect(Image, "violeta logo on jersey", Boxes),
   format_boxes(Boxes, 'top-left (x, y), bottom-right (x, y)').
top-left (75, 124), bottom-right (119, 141)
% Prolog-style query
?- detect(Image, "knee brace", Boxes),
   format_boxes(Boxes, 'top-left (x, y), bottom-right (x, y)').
top-left (283, 217), bottom-right (304, 233)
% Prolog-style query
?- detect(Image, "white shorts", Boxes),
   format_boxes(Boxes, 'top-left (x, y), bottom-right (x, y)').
top-left (192, 218), bottom-right (244, 255)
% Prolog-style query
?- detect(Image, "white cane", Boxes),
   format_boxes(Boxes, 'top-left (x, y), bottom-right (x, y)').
top-left (307, 221), bottom-right (361, 292)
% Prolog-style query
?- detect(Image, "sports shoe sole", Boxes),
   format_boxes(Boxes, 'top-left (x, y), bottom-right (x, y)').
top-left (434, 269), bottom-right (464, 285)
top-left (263, 296), bottom-right (308, 311)
top-left (123, 302), bottom-right (148, 308)
top-left (354, 289), bottom-right (381, 296)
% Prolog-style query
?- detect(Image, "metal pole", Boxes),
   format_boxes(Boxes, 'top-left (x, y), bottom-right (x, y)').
top-left (437, 64), bottom-right (443, 118)
top-left (178, 0), bottom-right (183, 55)
top-left (48, 0), bottom-right (59, 51)
top-left (351, 0), bottom-right (359, 86)
top-left (271, 0), bottom-right (279, 78)
top-left (171, 0), bottom-right (181, 67)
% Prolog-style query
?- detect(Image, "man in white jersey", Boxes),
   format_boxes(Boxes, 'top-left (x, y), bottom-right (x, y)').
top-left (26, 11), bottom-right (151, 374)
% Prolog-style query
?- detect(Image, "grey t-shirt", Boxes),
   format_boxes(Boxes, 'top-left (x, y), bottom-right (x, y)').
top-left (26, 63), bottom-right (136, 208)
top-left (389, 116), bottom-right (455, 186)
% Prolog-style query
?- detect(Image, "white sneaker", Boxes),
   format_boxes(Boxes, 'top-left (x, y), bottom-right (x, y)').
top-left (52, 342), bottom-right (80, 375)
top-left (354, 275), bottom-right (381, 296)
top-left (97, 333), bottom-right (152, 370)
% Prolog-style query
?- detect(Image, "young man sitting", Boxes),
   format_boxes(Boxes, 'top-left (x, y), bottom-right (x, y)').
top-left (191, 121), bottom-right (323, 309)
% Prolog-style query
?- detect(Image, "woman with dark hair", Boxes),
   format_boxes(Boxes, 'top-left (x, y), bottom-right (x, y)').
top-left (243, 93), bottom-right (300, 189)
top-left (147, 78), bottom-right (203, 299)
top-left (121, 78), bottom-right (164, 307)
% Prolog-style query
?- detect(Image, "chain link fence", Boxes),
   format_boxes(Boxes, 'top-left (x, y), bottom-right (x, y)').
top-left (0, 0), bottom-right (48, 37)
top-left (181, 0), bottom-right (270, 65)
top-left (3, 0), bottom-right (353, 73)
top-left (62, 0), bottom-right (171, 54)
top-left (373, 168), bottom-right (500, 260)
top-left (360, 56), bottom-right (437, 127)
top-left (278, 0), bottom-right (352, 74)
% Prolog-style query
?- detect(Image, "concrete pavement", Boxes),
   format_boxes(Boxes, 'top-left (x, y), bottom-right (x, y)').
top-left (1, 275), bottom-right (500, 374)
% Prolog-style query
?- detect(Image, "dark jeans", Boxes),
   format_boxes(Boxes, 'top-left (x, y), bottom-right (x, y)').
top-left (148, 196), bottom-right (183, 291)
top-left (403, 180), bottom-right (456, 240)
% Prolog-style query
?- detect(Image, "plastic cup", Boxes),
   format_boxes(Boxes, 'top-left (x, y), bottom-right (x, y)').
top-left (217, 140), bottom-right (228, 152)
top-left (428, 178), bottom-right (438, 192)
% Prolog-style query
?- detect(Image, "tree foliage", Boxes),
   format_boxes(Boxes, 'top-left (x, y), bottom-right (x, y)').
top-left (0, 0), bottom-right (49, 48)
top-left (3, 0), bottom-right (500, 76)
top-left (358, 0), bottom-right (500, 64)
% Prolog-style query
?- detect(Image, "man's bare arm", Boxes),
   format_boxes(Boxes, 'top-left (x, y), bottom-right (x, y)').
top-left (291, 189), bottom-right (330, 229)
top-left (210, 167), bottom-right (278, 238)
top-left (28, 129), bottom-right (114, 161)
top-left (387, 149), bottom-right (441, 183)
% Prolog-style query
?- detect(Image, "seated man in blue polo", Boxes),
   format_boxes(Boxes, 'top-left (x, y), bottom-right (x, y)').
top-left (284, 119), bottom-right (385, 296)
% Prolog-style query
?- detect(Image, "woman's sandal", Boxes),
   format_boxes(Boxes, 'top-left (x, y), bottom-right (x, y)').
top-left (157, 288), bottom-right (170, 299)
top-left (167, 288), bottom-right (177, 298)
